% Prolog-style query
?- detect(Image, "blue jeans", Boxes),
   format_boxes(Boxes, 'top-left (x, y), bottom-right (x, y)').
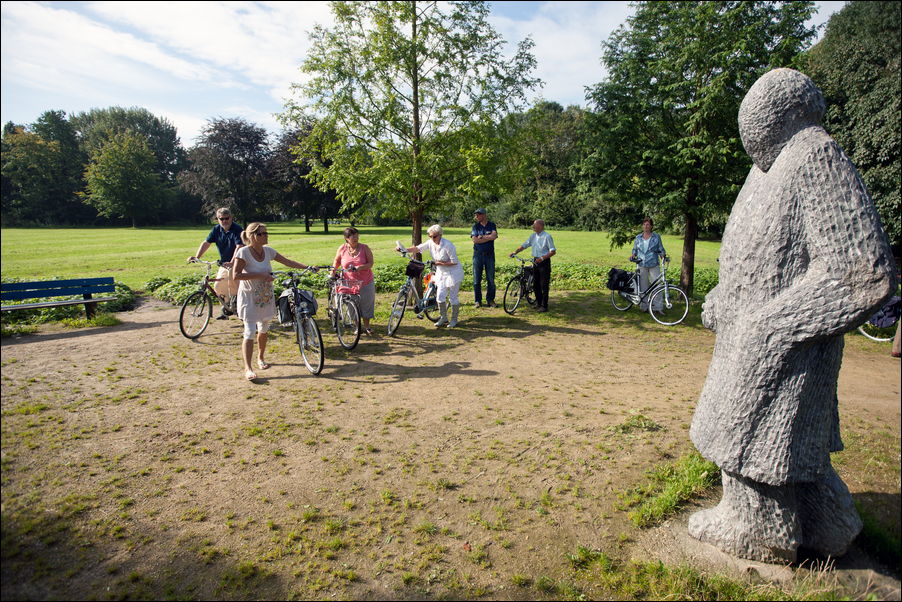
top-left (472, 251), bottom-right (496, 304)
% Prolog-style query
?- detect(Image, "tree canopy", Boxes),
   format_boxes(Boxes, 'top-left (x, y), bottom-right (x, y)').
top-left (580, 1), bottom-right (816, 294)
top-left (284, 0), bottom-right (539, 245)
top-left (178, 118), bottom-right (270, 224)
top-left (82, 131), bottom-right (173, 227)
top-left (804, 0), bottom-right (901, 249)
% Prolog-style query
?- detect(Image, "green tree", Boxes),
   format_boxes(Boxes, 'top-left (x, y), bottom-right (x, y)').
top-left (581, 1), bottom-right (816, 294)
top-left (178, 118), bottom-right (271, 224)
top-left (1, 112), bottom-right (94, 225)
top-left (267, 127), bottom-right (342, 231)
top-left (82, 131), bottom-right (173, 227)
top-left (803, 1), bottom-right (901, 248)
top-left (2, 126), bottom-right (69, 225)
top-left (494, 101), bottom-right (587, 228)
top-left (284, 0), bottom-right (539, 246)
top-left (71, 107), bottom-right (186, 183)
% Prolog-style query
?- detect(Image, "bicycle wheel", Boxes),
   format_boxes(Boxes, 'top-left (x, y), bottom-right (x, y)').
top-left (524, 275), bottom-right (537, 306)
top-left (422, 284), bottom-right (439, 322)
top-left (611, 290), bottom-right (633, 311)
top-left (336, 298), bottom-right (361, 350)
top-left (297, 315), bottom-right (324, 374)
top-left (648, 285), bottom-right (689, 326)
top-left (503, 277), bottom-right (523, 314)
top-left (387, 288), bottom-right (408, 336)
top-left (858, 320), bottom-right (897, 342)
top-left (179, 291), bottom-right (212, 339)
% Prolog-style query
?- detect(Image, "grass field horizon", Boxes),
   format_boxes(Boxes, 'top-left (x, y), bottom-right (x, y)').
top-left (1, 223), bottom-right (722, 291)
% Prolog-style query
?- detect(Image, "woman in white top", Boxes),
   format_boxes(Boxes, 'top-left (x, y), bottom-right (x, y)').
top-left (232, 222), bottom-right (314, 381)
top-left (403, 224), bottom-right (465, 327)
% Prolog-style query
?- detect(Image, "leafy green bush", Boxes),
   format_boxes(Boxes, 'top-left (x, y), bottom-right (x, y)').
top-left (145, 261), bottom-right (720, 303)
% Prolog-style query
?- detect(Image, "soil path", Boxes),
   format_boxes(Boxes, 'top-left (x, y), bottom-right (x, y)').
top-left (2, 296), bottom-right (899, 599)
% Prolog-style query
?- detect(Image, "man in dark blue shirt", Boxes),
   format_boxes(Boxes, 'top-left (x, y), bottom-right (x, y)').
top-left (470, 208), bottom-right (498, 308)
top-left (189, 207), bottom-right (243, 318)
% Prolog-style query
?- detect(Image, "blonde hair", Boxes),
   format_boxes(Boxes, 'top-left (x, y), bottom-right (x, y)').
top-left (241, 222), bottom-right (267, 245)
top-left (427, 224), bottom-right (443, 238)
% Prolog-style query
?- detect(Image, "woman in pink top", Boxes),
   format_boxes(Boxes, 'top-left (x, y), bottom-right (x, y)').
top-left (332, 227), bottom-right (376, 335)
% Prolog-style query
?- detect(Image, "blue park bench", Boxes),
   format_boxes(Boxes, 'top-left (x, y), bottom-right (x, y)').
top-left (1, 278), bottom-right (118, 319)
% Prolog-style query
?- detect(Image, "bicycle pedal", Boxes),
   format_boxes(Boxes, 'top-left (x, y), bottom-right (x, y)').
top-left (416, 314), bottom-right (424, 319)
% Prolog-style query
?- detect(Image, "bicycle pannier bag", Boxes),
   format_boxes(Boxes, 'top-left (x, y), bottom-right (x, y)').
top-left (868, 295), bottom-right (901, 328)
top-left (278, 290), bottom-right (293, 325)
top-left (297, 289), bottom-right (318, 316)
top-left (606, 268), bottom-right (632, 292)
top-left (406, 260), bottom-right (425, 278)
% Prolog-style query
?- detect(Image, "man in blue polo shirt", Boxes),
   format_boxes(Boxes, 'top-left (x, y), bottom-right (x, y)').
top-left (470, 208), bottom-right (498, 308)
top-left (188, 207), bottom-right (243, 319)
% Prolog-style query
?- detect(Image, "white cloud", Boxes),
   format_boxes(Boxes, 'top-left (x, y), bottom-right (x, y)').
top-left (490, 1), bottom-right (635, 107)
top-left (85, 1), bottom-right (334, 98)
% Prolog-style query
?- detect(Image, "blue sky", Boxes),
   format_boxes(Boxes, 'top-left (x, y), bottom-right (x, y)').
top-left (1, 1), bottom-right (846, 146)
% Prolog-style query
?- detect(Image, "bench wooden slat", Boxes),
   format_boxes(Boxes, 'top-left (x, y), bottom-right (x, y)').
top-left (1, 278), bottom-right (118, 318)
top-left (1, 297), bottom-right (119, 312)
top-left (2, 284), bottom-right (116, 301)
top-left (2, 277), bottom-right (115, 292)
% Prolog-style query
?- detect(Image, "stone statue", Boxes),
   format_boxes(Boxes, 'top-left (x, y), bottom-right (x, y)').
top-left (689, 68), bottom-right (897, 563)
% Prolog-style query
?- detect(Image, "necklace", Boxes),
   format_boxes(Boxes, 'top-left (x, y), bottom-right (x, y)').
top-left (347, 244), bottom-right (361, 257)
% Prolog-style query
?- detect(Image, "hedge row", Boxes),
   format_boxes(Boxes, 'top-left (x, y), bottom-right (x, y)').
top-left (145, 262), bottom-right (719, 306)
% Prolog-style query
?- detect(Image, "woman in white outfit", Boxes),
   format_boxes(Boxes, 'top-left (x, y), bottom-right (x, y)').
top-left (232, 222), bottom-right (314, 381)
top-left (404, 225), bottom-right (465, 327)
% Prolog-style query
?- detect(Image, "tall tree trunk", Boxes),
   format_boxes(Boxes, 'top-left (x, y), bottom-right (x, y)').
top-left (680, 212), bottom-right (698, 297)
top-left (410, 0), bottom-right (424, 293)
top-left (304, 215), bottom-right (311, 232)
top-left (323, 216), bottom-right (329, 233)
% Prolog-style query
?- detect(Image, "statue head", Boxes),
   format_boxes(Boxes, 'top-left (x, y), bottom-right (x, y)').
top-left (738, 68), bottom-right (826, 172)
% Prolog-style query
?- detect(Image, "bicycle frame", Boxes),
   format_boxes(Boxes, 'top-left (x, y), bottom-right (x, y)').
top-left (189, 259), bottom-right (226, 307)
top-left (619, 258), bottom-right (671, 305)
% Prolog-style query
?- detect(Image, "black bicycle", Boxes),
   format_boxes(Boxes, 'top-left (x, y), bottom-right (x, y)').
top-left (386, 245), bottom-right (439, 336)
top-left (503, 255), bottom-right (537, 315)
top-left (179, 258), bottom-right (236, 339)
top-left (273, 268), bottom-right (324, 375)
top-left (325, 267), bottom-right (362, 350)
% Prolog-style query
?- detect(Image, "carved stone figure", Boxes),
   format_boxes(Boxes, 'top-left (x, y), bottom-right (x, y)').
top-left (689, 68), bottom-right (897, 563)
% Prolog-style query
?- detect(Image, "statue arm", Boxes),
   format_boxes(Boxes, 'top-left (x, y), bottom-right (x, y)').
top-left (748, 142), bottom-right (896, 346)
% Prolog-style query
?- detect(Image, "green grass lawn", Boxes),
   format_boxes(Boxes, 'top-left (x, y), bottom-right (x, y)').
top-left (1, 223), bottom-right (720, 291)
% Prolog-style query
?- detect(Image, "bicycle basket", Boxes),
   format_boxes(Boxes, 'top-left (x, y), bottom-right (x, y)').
top-left (606, 268), bottom-right (632, 292)
top-left (278, 290), bottom-right (293, 325)
top-left (406, 260), bottom-right (425, 278)
top-left (296, 289), bottom-right (318, 316)
top-left (336, 278), bottom-right (360, 295)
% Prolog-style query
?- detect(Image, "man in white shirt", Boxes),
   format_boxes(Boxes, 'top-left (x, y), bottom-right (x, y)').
top-left (511, 219), bottom-right (556, 312)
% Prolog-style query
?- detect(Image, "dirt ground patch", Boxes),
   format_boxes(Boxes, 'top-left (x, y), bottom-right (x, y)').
top-left (2, 293), bottom-right (899, 600)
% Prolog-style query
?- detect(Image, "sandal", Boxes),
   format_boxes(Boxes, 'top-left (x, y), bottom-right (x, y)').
top-left (364, 328), bottom-right (374, 336)
top-left (257, 359), bottom-right (271, 370)
top-left (245, 370), bottom-right (258, 381)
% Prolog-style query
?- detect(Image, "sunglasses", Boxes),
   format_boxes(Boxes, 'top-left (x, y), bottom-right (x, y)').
top-left (218, 216), bottom-right (231, 221)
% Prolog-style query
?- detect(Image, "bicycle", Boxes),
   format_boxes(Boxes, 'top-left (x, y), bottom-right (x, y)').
top-left (179, 258), bottom-right (236, 339)
top-left (609, 255), bottom-right (689, 326)
top-left (272, 268), bottom-right (325, 375)
top-left (503, 255), bottom-right (537, 314)
top-left (386, 244), bottom-right (439, 336)
top-left (325, 267), bottom-right (362, 350)
top-left (857, 295), bottom-right (900, 342)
